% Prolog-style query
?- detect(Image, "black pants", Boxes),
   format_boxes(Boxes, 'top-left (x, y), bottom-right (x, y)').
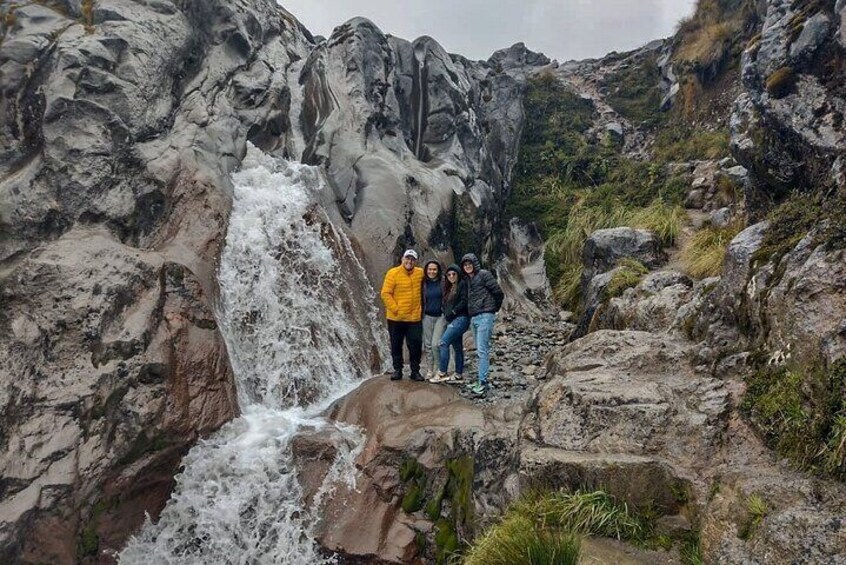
top-left (387, 320), bottom-right (423, 374)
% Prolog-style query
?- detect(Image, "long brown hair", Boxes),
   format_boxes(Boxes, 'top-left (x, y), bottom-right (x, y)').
top-left (443, 265), bottom-right (460, 301)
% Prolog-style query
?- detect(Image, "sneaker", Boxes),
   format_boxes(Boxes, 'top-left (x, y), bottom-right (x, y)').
top-left (429, 371), bottom-right (449, 383)
top-left (409, 372), bottom-right (425, 382)
top-left (390, 370), bottom-right (402, 381)
top-left (425, 371), bottom-right (433, 380)
top-left (449, 373), bottom-right (463, 382)
top-left (469, 382), bottom-right (489, 396)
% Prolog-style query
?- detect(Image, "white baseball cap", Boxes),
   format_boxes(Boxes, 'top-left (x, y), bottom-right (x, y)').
top-left (402, 249), bottom-right (418, 260)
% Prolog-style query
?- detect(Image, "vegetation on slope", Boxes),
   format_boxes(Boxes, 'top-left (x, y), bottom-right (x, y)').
top-left (507, 74), bottom-right (687, 308)
top-left (743, 359), bottom-right (846, 480)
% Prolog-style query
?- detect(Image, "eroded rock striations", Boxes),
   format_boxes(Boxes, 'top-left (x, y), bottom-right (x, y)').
top-left (0, 0), bottom-right (312, 560)
top-left (298, 22), bottom-right (549, 281)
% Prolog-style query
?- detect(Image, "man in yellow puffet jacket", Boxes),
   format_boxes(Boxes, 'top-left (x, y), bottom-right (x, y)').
top-left (381, 249), bottom-right (426, 382)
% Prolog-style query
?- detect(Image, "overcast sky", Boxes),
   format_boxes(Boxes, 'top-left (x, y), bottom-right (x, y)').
top-left (280, 0), bottom-right (698, 62)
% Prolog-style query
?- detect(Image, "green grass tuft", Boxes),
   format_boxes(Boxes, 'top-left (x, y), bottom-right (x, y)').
top-left (605, 259), bottom-right (649, 300)
top-left (738, 493), bottom-right (768, 539)
top-left (743, 359), bottom-right (846, 480)
top-left (680, 531), bottom-right (704, 565)
top-left (463, 514), bottom-right (581, 565)
top-left (680, 222), bottom-right (742, 279)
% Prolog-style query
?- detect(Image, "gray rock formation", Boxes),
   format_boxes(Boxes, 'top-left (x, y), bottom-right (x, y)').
top-left (598, 271), bottom-right (696, 333)
top-left (581, 227), bottom-right (667, 285)
top-left (731, 0), bottom-right (846, 217)
top-left (298, 20), bottom-right (546, 281)
top-left (0, 0), bottom-right (313, 559)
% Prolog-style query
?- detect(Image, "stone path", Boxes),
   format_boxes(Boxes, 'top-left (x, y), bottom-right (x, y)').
top-left (420, 313), bottom-right (576, 405)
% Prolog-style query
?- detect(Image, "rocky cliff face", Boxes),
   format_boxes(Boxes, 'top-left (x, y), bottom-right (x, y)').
top-left (0, 0), bottom-right (312, 560)
top-left (3, 0), bottom-right (846, 563)
top-left (297, 23), bottom-right (548, 280)
top-left (732, 0), bottom-right (846, 215)
top-left (0, 0), bottom-right (549, 560)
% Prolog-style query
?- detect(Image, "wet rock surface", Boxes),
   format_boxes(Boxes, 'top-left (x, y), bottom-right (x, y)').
top-left (0, 0), bottom-right (311, 559)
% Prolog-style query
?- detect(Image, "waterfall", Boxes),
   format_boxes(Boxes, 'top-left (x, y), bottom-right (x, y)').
top-left (119, 146), bottom-right (385, 564)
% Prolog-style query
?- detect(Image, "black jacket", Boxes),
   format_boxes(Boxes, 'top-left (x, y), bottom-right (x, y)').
top-left (460, 253), bottom-right (504, 316)
top-left (443, 275), bottom-right (469, 322)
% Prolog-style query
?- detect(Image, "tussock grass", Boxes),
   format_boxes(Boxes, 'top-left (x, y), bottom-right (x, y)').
top-left (654, 127), bottom-right (731, 162)
top-left (605, 259), bottom-right (649, 300)
top-left (680, 222), bottom-right (742, 279)
top-left (463, 514), bottom-right (580, 565)
top-left (674, 0), bottom-right (758, 74)
top-left (518, 490), bottom-right (648, 541)
top-left (463, 489), bottom-right (651, 565)
top-left (743, 359), bottom-right (846, 480)
top-left (546, 198), bottom-right (685, 309)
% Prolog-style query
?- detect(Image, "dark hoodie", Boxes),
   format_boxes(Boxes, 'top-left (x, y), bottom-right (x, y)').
top-left (460, 253), bottom-right (504, 316)
top-left (443, 264), bottom-right (468, 322)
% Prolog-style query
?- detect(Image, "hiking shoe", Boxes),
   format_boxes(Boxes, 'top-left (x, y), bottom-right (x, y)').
top-left (468, 382), bottom-right (489, 396)
top-left (449, 373), bottom-right (463, 382)
top-left (409, 372), bottom-right (425, 382)
top-left (390, 370), bottom-right (403, 381)
top-left (429, 371), bottom-right (450, 383)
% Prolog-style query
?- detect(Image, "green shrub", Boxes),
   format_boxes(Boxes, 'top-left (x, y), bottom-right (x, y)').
top-left (681, 222), bottom-right (743, 279)
top-left (743, 359), bottom-right (846, 479)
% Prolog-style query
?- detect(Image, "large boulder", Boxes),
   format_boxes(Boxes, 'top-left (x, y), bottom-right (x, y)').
top-left (293, 377), bottom-right (522, 563)
top-left (597, 271), bottom-right (696, 333)
top-left (581, 228), bottom-right (667, 286)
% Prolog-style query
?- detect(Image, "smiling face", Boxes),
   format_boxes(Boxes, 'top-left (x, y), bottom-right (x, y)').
top-left (426, 263), bottom-right (439, 279)
top-left (462, 261), bottom-right (474, 276)
top-left (402, 256), bottom-right (416, 271)
top-left (446, 271), bottom-right (458, 282)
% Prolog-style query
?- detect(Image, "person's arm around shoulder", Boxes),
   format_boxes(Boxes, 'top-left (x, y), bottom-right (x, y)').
top-left (381, 268), bottom-right (399, 315)
top-left (482, 270), bottom-right (504, 312)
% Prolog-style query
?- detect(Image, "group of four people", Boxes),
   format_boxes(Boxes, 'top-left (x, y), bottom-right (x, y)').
top-left (380, 249), bottom-right (504, 396)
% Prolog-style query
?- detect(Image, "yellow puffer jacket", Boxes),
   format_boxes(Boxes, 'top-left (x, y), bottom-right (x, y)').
top-left (381, 265), bottom-right (424, 322)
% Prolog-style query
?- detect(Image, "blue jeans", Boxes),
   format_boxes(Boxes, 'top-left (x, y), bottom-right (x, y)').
top-left (439, 316), bottom-right (469, 374)
top-left (471, 312), bottom-right (495, 385)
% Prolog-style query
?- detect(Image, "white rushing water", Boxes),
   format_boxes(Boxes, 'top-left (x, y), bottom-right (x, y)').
top-left (120, 147), bottom-right (386, 564)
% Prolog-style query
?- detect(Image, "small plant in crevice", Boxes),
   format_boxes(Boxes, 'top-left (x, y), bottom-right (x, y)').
top-left (680, 530), bottom-right (704, 565)
top-left (738, 493), bottom-right (768, 539)
top-left (604, 259), bottom-right (649, 301)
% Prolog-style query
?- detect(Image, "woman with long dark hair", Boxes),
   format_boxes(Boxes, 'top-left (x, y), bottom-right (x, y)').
top-left (421, 259), bottom-right (446, 378)
top-left (430, 264), bottom-right (469, 383)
